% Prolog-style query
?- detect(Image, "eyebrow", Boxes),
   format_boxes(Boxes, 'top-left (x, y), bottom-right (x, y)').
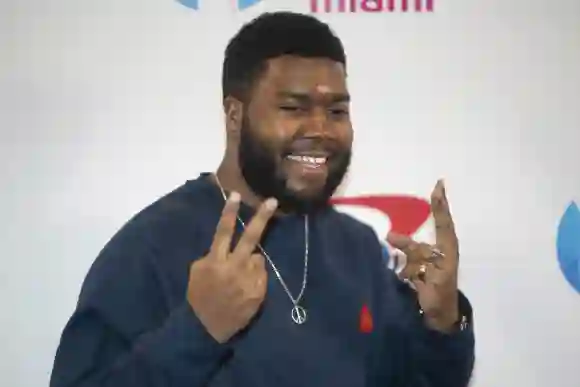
top-left (276, 91), bottom-right (350, 103)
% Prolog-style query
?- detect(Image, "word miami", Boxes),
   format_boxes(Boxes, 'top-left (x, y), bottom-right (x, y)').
top-left (310, 0), bottom-right (434, 13)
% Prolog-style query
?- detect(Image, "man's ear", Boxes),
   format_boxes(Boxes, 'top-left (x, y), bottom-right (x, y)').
top-left (223, 96), bottom-right (244, 137)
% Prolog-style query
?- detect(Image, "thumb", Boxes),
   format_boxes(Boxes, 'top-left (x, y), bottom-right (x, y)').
top-left (386, 231), bottom-right (413, 250)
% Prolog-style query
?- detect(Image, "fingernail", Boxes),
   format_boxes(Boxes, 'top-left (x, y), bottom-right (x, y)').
top-left (265, 198), bottom-right (278, 210)
top-left (229, 191), bottom-right (240, 203)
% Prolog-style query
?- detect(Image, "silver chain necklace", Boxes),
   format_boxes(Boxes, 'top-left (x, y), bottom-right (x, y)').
top-left (213, 175), bottom-right (309, 325)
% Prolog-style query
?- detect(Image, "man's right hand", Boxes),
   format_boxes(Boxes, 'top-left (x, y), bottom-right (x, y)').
top-left (186, 192), bottom-right (278, 343)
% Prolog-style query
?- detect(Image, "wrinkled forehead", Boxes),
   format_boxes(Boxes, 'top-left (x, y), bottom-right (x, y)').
top-left (253, 55), bottom-right (349, 102)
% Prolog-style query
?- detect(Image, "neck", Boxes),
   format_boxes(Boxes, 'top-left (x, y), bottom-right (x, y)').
top-left (214, 159), bottom-right (264, 210)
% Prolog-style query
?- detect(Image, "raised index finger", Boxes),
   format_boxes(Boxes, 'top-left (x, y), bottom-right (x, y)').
top-left (233, 198), bottom-right (278, 259)
top-left (209, 191), bottom-right (241, 260)
top-left (431, 180), bottom-right (458, 260)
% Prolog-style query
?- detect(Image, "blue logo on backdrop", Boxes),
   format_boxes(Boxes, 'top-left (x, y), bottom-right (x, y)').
top-left (177, 0), bottom-right (261, 10)
top-left (556, 201), bottom-right (580, 293)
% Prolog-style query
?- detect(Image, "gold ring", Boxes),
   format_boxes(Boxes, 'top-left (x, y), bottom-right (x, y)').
top-left (417, 264), bottom-right (427, 281)
top-left (430, 248), bottom-right (445, 260)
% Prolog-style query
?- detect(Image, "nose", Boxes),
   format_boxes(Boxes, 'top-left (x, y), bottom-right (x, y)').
top-left (304, 107), bottom-right (332, 137)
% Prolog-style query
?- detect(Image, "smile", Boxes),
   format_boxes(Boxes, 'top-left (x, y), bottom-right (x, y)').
top-left (286, 155), bottom-right (328, 168)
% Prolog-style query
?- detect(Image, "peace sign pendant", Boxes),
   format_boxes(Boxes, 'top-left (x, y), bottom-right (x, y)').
top-left (291, 305), bottom-right (307, 324)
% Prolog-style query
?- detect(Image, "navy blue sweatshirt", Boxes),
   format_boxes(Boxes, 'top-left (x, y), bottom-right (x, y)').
top-left (50, 173), bottom-right (475, 387)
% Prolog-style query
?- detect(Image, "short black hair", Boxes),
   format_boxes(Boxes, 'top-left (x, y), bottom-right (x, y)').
top-left (222, 11), bottom-right (346, 101)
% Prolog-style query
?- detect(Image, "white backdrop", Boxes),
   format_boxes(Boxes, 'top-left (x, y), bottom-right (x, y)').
top-left (2, 0), bottom-right (580, 386)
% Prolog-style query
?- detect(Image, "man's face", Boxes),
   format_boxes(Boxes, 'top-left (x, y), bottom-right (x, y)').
top-left (238, 55), bottom-right (353, 214)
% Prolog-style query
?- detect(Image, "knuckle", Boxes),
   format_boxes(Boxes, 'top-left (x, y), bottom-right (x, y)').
top-left (219, 262), bottom-right (237, 279)
top-left (245, 259), bottom-right (257, 271)
top-left (191, 257), bottom-right (210, 272)
top-left (435, 220), bottom-right (453, 229)
top-left (242, 254), bottom-right (260, 270)
top-left (256, 269), bottom-right (267, 282)
top-left (251, 283), bottom-right (267, 301)
top-left (249, 272), bottom-right (267, 294)
top-left (209, 249), bottom-right (225, 261)
top-left (250, 253), bottom-right (265, 265)
top-left (418, 243), bottom-right (432, 258)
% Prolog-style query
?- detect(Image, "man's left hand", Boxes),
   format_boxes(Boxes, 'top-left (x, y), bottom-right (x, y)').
top-left (387, 180), bottom-right (460, 333)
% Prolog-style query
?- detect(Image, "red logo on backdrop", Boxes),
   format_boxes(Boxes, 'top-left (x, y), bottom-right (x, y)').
top-left (331, 195), bottom-right (431, 237)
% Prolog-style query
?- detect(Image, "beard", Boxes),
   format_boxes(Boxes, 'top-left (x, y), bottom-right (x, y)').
top-left (238, 116), bottom-right (351, 215)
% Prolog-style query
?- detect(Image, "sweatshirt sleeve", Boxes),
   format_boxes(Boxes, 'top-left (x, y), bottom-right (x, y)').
top-left (363, 227), bottom-right (475, 387)
top-left (49, 228), bottom-right (230, 387)
top-left (395, 283), bottom-right (475, 387)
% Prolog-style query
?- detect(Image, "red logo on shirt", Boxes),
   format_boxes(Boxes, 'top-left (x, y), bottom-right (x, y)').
top-left (359, 304), bottom-right (374, 333)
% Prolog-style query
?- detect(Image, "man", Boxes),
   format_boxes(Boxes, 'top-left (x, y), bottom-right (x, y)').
top-left (50, 11), bottom-right (474, 387)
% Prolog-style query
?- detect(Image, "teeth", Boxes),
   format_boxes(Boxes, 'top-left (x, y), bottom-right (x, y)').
top-left (287, 155), bottom-right (327, 164)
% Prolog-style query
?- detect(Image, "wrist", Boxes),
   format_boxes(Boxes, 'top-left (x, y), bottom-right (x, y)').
top-left (422, 308), bottom-right (460, 333)
top-left (420, 290), bottom-right (473, 334)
